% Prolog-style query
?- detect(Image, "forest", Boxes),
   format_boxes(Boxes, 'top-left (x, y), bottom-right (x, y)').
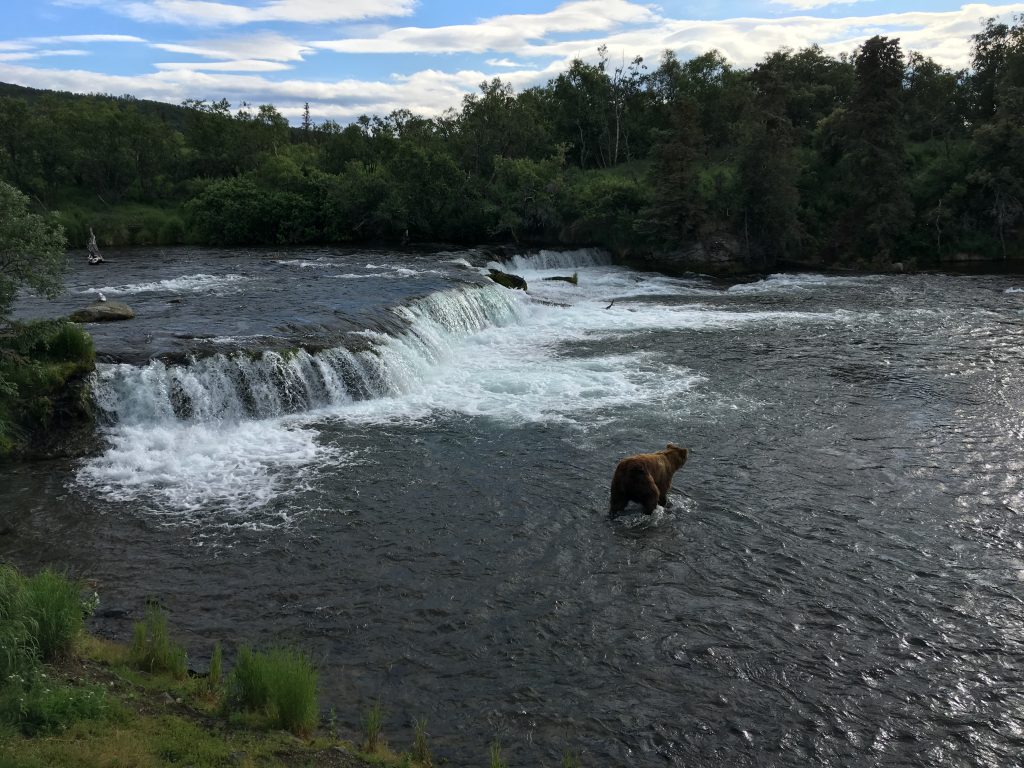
top-left (0, 16), bottom-right (1022, 272)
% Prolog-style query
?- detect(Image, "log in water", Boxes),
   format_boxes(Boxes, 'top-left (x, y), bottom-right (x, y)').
top-left (4, 246), bottom-right (1024, 765)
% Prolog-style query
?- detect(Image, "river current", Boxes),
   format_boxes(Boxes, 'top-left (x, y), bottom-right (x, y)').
top-left (3, 246), bottom-right (1024, 766)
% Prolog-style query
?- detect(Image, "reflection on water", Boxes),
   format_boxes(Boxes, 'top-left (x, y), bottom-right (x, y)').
top-left (4, 252), bottom-right (1024, 766)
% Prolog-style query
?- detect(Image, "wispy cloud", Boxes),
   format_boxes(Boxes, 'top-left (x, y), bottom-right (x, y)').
top-left (151, 32), bottom-right (313, 62)
top-left (0, 49), bottom-right (89, 62)
top-left (311, 0), bottom-right (660, 55)
top-left (55, 0), bottom-right (416, 27)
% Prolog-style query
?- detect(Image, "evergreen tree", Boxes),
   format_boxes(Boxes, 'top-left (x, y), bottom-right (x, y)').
top-left (639, 98), bottom-right (707, 247)
top-left (829, 35), bottom-right (912, 264)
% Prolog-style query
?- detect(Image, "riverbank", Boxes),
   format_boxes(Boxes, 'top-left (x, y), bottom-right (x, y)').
top-left (2, 636), bottom-right (411, 768)
top-left (0, 563), bottom-right (447, 768)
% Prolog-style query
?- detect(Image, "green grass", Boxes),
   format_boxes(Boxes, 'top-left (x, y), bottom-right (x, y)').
top-left (411, 717), bottom-right (431, 766)
top-left (23, 569), bottom-right (84, 661)
top-left (207, 640), bottom-right (222, 693)
top-left (228, 646), bottom-right (319, 736)
top-left (361, 699), bottom-right (385, 753)
top-left (128, 603), bottom-right (188, 679)
top-left (489, 739), bottom-right (507, 768)
top-left (0, 565), bottom-right (37, 682)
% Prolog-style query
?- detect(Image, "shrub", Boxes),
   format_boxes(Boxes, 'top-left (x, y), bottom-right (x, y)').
top-left (128, 603), bottom-right (188, 679)
top-left (23, 569), bottom-right (85, 660)
top-left (228, 646), bottom-right (318, 736)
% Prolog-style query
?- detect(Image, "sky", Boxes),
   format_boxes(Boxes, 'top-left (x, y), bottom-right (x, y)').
top-left (1, 0), bottom-right (1023, 125)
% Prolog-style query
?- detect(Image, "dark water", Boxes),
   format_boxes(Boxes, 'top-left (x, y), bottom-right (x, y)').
top-left (3, 249), bottom-right (1024, 766)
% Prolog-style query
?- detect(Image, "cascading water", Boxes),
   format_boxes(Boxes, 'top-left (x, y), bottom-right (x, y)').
top-left (92, 284), bottom-right (525, 425)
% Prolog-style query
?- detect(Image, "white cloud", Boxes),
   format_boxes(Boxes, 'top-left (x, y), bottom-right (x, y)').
top-left (154, 59), bottom-right (295, 72)
top-left (486, 58), bottom-right (526, 67)
top-left (0, 49), bottom-right (89, 61)
top-left (55, 0), bottom-right (416, 27)
top-left (151, 32), bottom-right (313, 62)
top-left (311, 0), bottom-right (660, 55)
top-left (769, 0), bottom-right (866, 10)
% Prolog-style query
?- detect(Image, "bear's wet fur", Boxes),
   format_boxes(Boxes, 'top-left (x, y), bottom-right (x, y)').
top-left (609, 443), bottom-right (688, 516)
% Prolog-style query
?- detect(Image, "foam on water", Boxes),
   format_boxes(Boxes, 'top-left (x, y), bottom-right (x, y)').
top-left (77, 419), bottom-right (342, 524)
top-left (727, 272), bottom-right (881, 293)
top-left (81, 273), bottom-right (248, 296)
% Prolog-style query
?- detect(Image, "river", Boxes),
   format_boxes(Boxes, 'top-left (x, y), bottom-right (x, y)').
top-left (3, 246), bottom-right (1024, 766)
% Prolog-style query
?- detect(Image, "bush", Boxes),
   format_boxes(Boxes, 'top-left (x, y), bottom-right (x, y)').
top-left (129, 603), bottom-right (188, 679)
top-left (228, 646), bottom-right (318, 735)
top-left (23, 569), bottom-right (85, 660)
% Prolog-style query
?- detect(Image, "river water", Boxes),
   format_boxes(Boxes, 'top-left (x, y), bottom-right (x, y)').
top-left (3, 247), bottom-right (1024, 766)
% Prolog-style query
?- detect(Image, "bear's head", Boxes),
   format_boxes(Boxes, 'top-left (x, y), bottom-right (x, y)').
top-left (664, 443), bottom-right (688, 469)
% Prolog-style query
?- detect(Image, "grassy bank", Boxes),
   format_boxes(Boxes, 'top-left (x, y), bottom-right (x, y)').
top-left (0, 320), bottom-right (95, 459)
top-left (0, 563), bottom-right (424, 767)
top-left (0, 564), bottom-right (580, 767)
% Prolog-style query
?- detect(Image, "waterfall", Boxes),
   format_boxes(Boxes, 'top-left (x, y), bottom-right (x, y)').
top-left (93, 284), bottom-right (525, 426)
top-left (499, 247), bottom-right (612, 272)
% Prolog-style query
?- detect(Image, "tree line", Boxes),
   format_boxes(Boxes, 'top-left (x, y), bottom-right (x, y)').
top-left (0, 17), bottom-right (1022, 270)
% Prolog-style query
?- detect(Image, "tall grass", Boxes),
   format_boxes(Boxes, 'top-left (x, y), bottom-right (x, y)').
top-left (228, 646), bottom-right (318, 736)
top-left (128, 603), bottom-right (188, 679)
top-left (412, 717), bottom-right (432, 766)
top-left (207, 640), bottom-right (223, 693)
top-left (489, 739), bottom-right (507, 768)
top-left (0, 565), bottom-right (37, 681)
top-left (23, 569), bottom-right (84, 660)
top-left (361, 699), bottom-right (385, 753)
top-left (0, 565), bottom-right (110, 735)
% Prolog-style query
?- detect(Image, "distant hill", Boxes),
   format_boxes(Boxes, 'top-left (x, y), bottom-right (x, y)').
top-left (0, 81), bottom-right (194, 129)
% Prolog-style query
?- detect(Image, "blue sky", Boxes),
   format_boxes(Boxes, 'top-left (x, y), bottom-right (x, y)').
top-left (2, 0), bottom-right (1022, 124)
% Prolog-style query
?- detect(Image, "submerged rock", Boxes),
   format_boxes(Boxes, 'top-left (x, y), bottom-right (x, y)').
top-left (70, 300), bottom-right (135, 323)
top-left (488, 268), bottom-right (528, 291)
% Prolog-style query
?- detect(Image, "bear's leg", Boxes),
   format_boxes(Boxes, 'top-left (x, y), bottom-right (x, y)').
top-left (638, 476), bottom-right (660, 514)
top-left (609, 488), bottom-right (628, 517)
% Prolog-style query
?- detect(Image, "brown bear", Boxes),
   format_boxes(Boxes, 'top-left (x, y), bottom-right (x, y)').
top-left (609, 443), bottom-right (688, 516)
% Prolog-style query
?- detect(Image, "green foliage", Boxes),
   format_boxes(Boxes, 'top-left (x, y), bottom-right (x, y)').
top-left (0, 182), bottom-right (67, 319)
top-left (0, 673), bottom-right (111, 736)
top-left (227, 646), bottom-right (319, 735)
top-left (0, 320), bottom-right (95, 457)
top-left (129, 603), bottom-right (188, 679)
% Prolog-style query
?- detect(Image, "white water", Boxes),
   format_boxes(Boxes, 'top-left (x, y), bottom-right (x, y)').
top-left (79, 254), bottom-right (868, 520)
top-left (81, 273), bottom-right (248, 296)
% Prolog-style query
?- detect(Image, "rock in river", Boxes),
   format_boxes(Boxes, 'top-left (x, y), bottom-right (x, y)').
top-left (70, 300), bottom-right (135, 323)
